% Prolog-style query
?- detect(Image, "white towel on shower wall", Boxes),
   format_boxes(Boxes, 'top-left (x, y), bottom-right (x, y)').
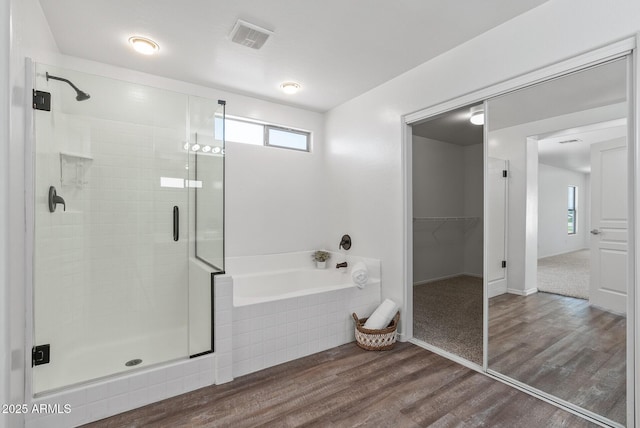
top-left (363, 299), bottom-right (398, 330)
top-left (351, 262), bottom-right (369, 289)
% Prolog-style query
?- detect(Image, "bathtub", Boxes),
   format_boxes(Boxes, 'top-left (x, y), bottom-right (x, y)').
top-left (220, 251), bottom-right (381, 378)
top-left (233, 268), bottom-right (356, 306)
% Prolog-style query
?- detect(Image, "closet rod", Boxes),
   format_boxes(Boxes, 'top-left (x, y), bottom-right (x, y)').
top-left (413, 216), bottom-right (479, 222)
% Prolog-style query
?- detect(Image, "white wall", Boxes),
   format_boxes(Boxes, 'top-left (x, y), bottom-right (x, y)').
top-left (325, 0), bottom-right (640, 334)
top-left (225, 138), bottom-right (327, 258)
top-left (538, 163), bottom-right (590, 258)
top-left (412, 136), bottom-right (482, 283)
top-left (463, 143), bottom-right (484, 275)
top-left (412, 136), bottom-right (464, 282)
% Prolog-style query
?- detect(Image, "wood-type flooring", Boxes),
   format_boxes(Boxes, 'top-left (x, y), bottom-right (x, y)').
top-left (85, 342), bottom-right (595, 428)
top-left (489, 292), bottom-right (626, 425)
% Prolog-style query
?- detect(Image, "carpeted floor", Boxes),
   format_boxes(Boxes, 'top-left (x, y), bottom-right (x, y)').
top-left (413, 275), bottom-right (483, 365)
top-left (537, 249), bottom-right (590, 299)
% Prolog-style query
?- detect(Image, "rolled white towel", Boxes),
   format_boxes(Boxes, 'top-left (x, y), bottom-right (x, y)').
top-left (363, 299), bottom-right (398, 330)
top-left (351, 262), bottom-right (369, 289)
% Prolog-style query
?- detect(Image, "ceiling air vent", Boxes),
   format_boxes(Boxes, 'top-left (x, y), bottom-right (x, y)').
top-left (229, 19), bottom-right (273, 50)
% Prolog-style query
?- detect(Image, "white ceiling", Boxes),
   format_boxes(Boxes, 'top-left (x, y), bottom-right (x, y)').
top-left (38, 0), bottom-right (548, 112)
top-left (538, 121), bottom-right (627, 174)
top-left (412, 103), bottom-right (483, 146)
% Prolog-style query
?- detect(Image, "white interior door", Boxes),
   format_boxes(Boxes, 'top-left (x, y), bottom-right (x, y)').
top-left (589, 137), bottom-right (627, 314)
top-left (488, 157), bottom-right (508, 297)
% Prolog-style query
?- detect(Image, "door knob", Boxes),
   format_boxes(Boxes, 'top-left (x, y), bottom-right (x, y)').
top-left (590, 229), bottom-right (600, 235)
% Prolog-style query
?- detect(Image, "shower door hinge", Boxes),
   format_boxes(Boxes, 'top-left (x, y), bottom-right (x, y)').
top-left (502, 260), bottom-right (507, 268)
top-left (32, 344), bottom-right (51, 366)
top-left (33, 90), bottom-right (51, 111)
top-left (502, 170), bottom-right (508, 178)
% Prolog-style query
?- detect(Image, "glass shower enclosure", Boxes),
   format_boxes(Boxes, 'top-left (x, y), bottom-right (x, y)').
top-left (31, 64), bottom-right (224, 394)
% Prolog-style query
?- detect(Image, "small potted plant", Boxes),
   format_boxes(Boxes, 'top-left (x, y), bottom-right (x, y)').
top-left (312, 250), bottom-right (331, 269)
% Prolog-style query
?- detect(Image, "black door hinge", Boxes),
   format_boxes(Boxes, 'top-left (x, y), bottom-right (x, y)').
top-left (33, 90), bottom-right (51, 111)
top-left (502, 170), bottom-right (508, 178)
top-left (32, 344), bottom-right (50, 366)
top-left (502, 260), bottom-right (507, 268)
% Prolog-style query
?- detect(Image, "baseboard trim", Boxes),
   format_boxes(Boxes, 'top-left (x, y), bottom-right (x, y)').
top-left (507, 287), bottom-right (538, 296)
top-left (538, 247), bottom-right (589, 260)
top-left (414, 272), bottom-right (482, 286)
top-left (461, 272), bottom-right (483, 278)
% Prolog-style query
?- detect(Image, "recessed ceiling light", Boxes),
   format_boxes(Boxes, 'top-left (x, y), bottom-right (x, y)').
top-left (128, 36), bottom-right (159, 55)
top-left (280, 82), bottom-right (301, 95)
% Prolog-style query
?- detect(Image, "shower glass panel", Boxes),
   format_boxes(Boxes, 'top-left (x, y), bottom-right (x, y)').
top-left (190, 97), bottom-right (225, 272)
top-left (32, 64), bottom-right (221, 394)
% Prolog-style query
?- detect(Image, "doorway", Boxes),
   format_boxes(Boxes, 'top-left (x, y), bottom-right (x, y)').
top-left (410, 104), bottom-right (485, 365)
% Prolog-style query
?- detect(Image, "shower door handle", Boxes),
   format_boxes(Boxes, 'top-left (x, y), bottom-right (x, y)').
top-left (173, 206), bottom-right (179, 242)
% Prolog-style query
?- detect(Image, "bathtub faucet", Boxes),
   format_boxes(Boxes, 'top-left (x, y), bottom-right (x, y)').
top-left (336, 262), bottom-right (348, 269)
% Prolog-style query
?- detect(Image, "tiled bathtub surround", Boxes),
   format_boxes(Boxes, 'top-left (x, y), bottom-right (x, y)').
top-left (213, 276), bottom-right (234, 384)
top-left (224, 251), bottom-right (381, 378)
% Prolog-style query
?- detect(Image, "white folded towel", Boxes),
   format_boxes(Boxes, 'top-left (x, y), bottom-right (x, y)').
top-left (363, 299), bottom-right (398, 330)
top-left (351, 262), bottom-right (369, 289)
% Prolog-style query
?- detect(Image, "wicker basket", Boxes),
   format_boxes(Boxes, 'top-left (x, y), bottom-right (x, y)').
top-left (352, 311), bottom-right (400, 351)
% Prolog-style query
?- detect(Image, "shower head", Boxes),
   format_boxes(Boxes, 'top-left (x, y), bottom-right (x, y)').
top-left (75, 90), bottom-right (91, 101)
top-left (46, 72), bottom-right (91, 101)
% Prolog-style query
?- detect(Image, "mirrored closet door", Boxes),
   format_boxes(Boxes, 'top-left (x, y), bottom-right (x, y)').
top-left (486, 57), bottom-right (629, 426)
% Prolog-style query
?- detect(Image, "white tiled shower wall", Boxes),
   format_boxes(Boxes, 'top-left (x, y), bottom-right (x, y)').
top-left (33, 67), bottom-right (193, 393)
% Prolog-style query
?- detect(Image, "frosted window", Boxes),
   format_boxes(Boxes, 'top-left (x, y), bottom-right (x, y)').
top-left (215, 117), bottom-right (310, 152)
top-left (215, 117), bottom-right (262, 145)
top-left (266, 127), bottom-right (310, 151)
